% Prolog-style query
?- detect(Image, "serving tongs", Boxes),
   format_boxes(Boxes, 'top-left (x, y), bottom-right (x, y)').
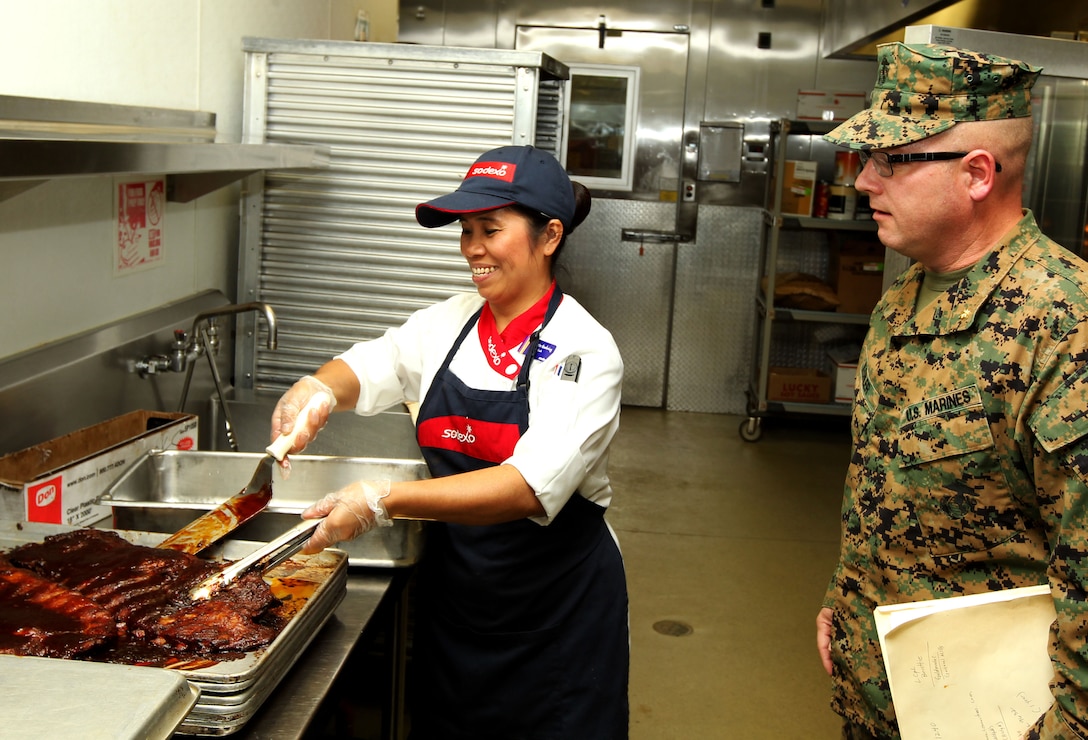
top-left (156, 391), bottom-right (334, 555)
top-left (189, 517), bottom-right (323, 601)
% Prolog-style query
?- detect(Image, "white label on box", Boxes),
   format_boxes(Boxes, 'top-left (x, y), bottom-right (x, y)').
top-left (23, 417), bottom-right (198, 527)
top-left (833, 363), bottom-right (859, 403)
top-left (792, 160), bottom-right (818, 180)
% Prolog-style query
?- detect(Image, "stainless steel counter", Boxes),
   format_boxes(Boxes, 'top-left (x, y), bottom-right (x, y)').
top-left (182, 571), bottom-right (403, 740)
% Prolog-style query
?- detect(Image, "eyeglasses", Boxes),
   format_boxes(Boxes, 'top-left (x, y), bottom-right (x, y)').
top-left (858, 150), bottom-right (1003, 177)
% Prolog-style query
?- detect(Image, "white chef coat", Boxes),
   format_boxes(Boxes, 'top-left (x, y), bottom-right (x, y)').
top-left (335, 291), bottom-right (624, 522)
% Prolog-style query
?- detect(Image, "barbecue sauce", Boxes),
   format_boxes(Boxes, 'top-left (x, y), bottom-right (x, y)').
top-left (156, 480), bottom-right (273, 554)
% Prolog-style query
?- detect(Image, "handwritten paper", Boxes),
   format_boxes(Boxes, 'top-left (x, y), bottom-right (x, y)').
top-left (874, 585), bottom-right (1055, 740)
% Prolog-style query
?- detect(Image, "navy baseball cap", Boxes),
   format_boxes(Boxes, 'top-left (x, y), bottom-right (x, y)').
top-left (415, 145), bottom-right (575, 231)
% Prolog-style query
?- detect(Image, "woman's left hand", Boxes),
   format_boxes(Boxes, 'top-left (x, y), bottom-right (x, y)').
top-left (300, 479), bottom-right (392, 553)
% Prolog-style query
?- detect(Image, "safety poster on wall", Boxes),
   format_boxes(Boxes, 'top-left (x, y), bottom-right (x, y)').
top-left (114, 177), bottom-right (165, 274)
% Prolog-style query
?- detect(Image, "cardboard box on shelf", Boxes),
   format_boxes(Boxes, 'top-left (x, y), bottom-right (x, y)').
top-left (779, 160), bottom-right (818, 216)
top-left (827, 346), bottom-right (861, 404)
top-left (766, 366), bottom-right (832, 404)
top-left (832, 235), bottom-right (885, 314)
top-left (0, 411), bottom-right (198, 527)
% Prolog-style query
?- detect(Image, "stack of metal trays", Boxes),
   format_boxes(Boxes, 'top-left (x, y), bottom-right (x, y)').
top-left (0, 521), bottom-right (348, 737)
top-left (173, 544), bottom-right (347, 735)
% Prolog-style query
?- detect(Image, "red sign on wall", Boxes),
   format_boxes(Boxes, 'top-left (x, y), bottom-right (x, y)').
top-left (115, 178), bottom-right (165, 273)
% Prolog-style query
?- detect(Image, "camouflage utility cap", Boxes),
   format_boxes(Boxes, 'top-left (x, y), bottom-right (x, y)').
top-left (825, 42), bottom-right (1041, 150)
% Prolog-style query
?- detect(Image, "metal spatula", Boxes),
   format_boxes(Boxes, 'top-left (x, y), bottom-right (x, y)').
top-left (156, 391), bottom-right (333, 554)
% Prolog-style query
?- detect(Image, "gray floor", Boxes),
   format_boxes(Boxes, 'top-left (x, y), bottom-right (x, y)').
top-left (608, 407), bottom-right (850, 739)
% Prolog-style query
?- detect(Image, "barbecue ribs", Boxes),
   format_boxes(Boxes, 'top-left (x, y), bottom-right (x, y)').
top-left (0, 554), bottom-right (114, 658)
top-left (1, 529), bottom-right (282, 663)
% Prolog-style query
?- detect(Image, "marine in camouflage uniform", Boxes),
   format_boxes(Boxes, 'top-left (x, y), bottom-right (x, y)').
top-left (820, 44), bottom-right (1088, 739)
top-left (826, 210), bottom-right (1088, 739)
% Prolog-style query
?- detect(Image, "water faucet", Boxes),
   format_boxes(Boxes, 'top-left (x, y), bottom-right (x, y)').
top-left (188, 302), bottom-right (278, 352)
top-left (184, 303), bottom-right (277, 450)
top-left (131, 302), bottom-right (278, 451)
top-left (132, 302), bottom-right (277, 377)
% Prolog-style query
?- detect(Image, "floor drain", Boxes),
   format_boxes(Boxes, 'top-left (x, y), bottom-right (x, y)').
top-left (652, 619), bottom-right (693, 637)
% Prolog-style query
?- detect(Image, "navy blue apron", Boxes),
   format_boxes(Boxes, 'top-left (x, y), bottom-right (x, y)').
top-left (409, 288), bottom-right (629, 740)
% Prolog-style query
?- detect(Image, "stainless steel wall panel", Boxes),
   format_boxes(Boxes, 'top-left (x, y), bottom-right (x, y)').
top-left (703, 0), bottom-right (832, 122)
top-left (238, 40), bottom-right (565, 391)
top-left (666, 205), bottom-right (762, 414)
top-left (558, 200), bottom-right (679, 408)
top-left (399, 1), bottom-right (447, 46)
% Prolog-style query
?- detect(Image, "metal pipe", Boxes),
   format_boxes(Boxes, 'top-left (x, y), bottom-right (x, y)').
top-left (199, 326), bottom-right (240, 452)
top-left (189, 302), bottom-right (277, 350)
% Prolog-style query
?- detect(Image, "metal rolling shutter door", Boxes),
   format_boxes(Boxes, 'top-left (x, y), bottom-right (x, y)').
top-left (239, 45), bottom-right (559, 392)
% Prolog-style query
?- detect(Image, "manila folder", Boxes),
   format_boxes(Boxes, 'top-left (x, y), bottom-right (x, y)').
top-left (873, 585), bottom-right (1055, 740)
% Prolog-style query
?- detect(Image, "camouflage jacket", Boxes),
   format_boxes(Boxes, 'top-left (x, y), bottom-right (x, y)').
top-left (824, 211), bottom-right (1088, 739)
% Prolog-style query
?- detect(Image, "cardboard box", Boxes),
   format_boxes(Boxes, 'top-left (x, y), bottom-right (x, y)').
top-left (825, 347), bottom-right (859, 404)
top-left (779, 160), bottom-right (817, 216)
top-left (0, 411), bottom-right (198, 527)
top-left (767, 367), bottom-right (832, 404)
top-left (832, 236), bottom-right (885, 314)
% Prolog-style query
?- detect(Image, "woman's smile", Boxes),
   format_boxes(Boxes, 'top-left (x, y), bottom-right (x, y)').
top-left (471, 264), bottom-right (498, 282)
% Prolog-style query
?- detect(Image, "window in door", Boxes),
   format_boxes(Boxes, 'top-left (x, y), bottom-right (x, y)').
top-left (561, 64), bottom-right (640, 192)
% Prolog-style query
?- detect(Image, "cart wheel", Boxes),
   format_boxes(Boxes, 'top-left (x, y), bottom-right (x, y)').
top-left (738, 417), bottom-right (763, 443)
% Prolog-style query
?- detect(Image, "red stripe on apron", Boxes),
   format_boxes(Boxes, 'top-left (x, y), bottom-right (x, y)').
top-left (416, 415), bottom-right (522, 464)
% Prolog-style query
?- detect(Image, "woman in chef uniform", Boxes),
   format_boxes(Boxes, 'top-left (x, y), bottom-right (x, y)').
top-left (271, 145), bottom-right (629, 739)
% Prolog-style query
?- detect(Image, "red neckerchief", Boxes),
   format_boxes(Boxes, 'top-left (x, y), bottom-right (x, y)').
top-left (477, 282), bottom-right (556, 379)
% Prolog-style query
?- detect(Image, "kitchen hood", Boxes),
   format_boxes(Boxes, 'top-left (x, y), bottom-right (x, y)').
top-left (0, 95), bottom-right (329, 203)
top-left (822, 0), bottom-right (1087, 59)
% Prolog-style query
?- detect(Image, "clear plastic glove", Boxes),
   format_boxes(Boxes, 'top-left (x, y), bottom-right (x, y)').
top-left (300, 479), bottom-right (392, 554)
top-left (271, 375), bottom-right (337, 457)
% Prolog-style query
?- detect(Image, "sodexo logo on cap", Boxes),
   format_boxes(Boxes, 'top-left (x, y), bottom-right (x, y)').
top-left (824, 42), bottom-right (1042, 150)
top-left (416, 145), bottom-right (575, 230)
top-left (467, 161), bottom-right (516, 183)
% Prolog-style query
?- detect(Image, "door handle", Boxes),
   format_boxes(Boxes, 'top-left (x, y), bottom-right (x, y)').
top-left (620, 229), bottom-right (689, 244)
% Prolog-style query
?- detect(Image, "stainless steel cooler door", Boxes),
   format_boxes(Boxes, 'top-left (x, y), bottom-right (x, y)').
top-left (1028, 75), bottom-right (1088, 257)
top-left (557, 200), bottom-right (679, 408)
top-left (516, 25), bottom-right (690, 407)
